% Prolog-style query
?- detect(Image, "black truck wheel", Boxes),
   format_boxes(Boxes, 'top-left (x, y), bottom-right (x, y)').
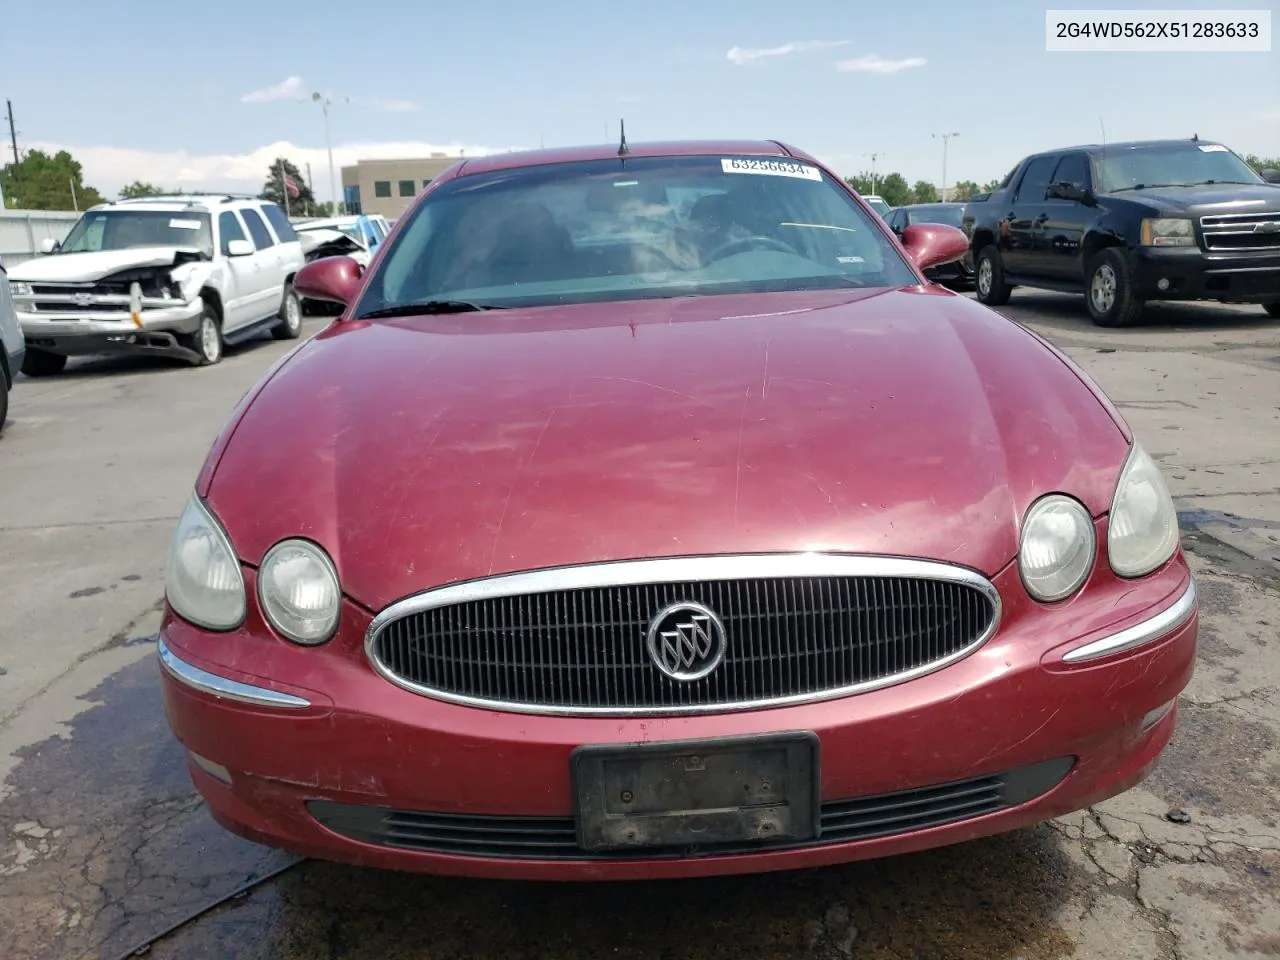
top-left (1085, 248), bottom-right (1144, 327)
top-left (974, 246), bottom-right (1012, 306)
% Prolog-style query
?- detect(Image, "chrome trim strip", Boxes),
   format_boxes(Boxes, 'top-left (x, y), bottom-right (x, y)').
top-left (1061, 579), bottom-right (1197, 664)
top-left (364, 553), bottom-right (1003, 717)
top-left (157, 638), bottom-right (312, 709)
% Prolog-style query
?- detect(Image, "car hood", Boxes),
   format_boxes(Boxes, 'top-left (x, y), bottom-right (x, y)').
top-left (1106, 182), bottom-right (1280, 215)
top-left (298, 229), bottom-right (366, 255)
top-left (8, 246), bottom-right (207, 283)
top-left (205, 287), bottom-right (1131, 612)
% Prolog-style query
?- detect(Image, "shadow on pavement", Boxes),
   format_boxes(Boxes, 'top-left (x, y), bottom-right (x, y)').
top-left (984, 291), bottom-right (1277, 334)
top-left (2, 651), bottom-right (1087, 960)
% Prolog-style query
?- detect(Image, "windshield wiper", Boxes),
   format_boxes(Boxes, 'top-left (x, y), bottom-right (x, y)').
top-left (1108, 183), bottom-right (1179, 193)
top-left (356, 299), bottom-right (502, 319)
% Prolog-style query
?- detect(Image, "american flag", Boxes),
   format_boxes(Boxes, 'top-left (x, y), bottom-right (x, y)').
top-left (281, 172), bottom-right (300, 198)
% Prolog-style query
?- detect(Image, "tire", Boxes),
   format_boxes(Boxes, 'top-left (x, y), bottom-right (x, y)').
top-left (1263, 303), bottom-right (1280, 319)
top-left (0, 371), bottom-right (8, 435)
top-left (272, 282), bottom-right (303, 340)
top-left (21, 348), bottom-right (67, 378)
top-left (974, 246), bottom-right (1012, 306)
top-left (180, 298), bottom-right (224, 366)
top-left (1085, 248), bottom-right (1144, 327)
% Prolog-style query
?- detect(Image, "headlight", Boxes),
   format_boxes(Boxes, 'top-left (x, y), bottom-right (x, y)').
top-left (258, 539), bottom-right (341, 645)
top-left (1108, 443), bottom-right (1180, 578)
top-left (1140, 218), bottom-right (1195, 247)
top-left (165, 494), bottom-right (246, 630)
top-left (1019, 495), bottom-right (1096, 602)
top-left (11, 281), bottom-right (31, 296)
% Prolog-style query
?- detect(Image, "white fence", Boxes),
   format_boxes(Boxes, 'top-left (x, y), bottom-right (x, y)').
top-left (0, 210), bottom-right (81, 267)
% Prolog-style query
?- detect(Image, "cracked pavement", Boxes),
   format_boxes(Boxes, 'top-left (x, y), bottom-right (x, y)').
top-left (0, 293), bottom-right (1277, 959)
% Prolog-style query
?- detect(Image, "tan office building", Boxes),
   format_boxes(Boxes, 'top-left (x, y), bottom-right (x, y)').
top-left (340, 155), bottom-right (465, 218)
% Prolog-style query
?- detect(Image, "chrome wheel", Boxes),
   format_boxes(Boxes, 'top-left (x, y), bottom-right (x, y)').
top-left (201, 314), bottom-right (222, 363)
top-left (977, 257), bottom-right (992, 297)
top-left (1090, 263), bottom-right (1117, 314)
top-left (284, 290), bottom-right (301, 333)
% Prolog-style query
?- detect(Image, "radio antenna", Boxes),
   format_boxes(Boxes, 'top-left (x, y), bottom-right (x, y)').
top-left (618, 118), bottom-right (629, 156)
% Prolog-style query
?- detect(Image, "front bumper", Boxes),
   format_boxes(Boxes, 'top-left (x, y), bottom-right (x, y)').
top-left (158, 557), bottom-right (1198, 881)
top-left (1128, 246), bottom-right (1280, 303)
top-left (18, 300), bottom-right (204, 359)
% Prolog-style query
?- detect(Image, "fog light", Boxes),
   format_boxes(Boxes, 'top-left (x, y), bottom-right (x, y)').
top-left (190, 751), bottom-right (232, 784)
top-left (1141, 700), bottom-right (1175, 731)
top-left (1156, 278), bottom-right (1170, 291)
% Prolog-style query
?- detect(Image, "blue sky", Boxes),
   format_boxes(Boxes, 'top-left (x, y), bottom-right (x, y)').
top-left (3, 0), bottom-right (1277, 205)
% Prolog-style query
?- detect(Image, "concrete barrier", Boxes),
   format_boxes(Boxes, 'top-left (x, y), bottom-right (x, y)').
top-left (0, 210), bottom-right (81, 267)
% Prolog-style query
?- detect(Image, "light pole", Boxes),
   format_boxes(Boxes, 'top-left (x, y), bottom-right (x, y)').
top-left (310, 92), bottom-right (340, 215)
top-left (932, 132), bottom-right (959, 201)
top-left (865, 152), bottom-right (883, 195)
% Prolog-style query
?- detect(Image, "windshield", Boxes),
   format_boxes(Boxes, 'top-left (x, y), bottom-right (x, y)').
top-left (355, 155), bottom-right (917, 316)
top-left (1095, 144), bottom-right (1262, 193)
top-left (864, 197), bottom-right (891, 216)
top-left (59, 210), bottom-right (214, 258)
top-left (908, 205), bottom-right (964, 227)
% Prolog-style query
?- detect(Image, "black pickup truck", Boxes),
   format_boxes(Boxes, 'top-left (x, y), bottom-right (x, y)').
top-left (961, 138), bottom-right (1280, 326)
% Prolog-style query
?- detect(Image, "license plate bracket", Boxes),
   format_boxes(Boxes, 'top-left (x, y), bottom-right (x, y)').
top-left (572, 732), bottom-right (820, 852)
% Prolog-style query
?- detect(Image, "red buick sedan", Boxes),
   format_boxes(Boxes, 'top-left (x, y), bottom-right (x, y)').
top-left (157, 139), bottom-right (1197, 881)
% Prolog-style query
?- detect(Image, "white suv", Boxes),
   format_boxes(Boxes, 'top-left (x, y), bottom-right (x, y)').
top-left (7, 195), bottom-right (307, 376)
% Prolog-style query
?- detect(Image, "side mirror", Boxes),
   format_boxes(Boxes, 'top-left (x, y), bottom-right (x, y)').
top-left (39, 237), bottom-right (59, 254)
top-left (1261, 168), bottom-right (1280, 184)
top-left (295, 255), bottom-right (364, 306)
top-left (225, 239), bottom-right (255, 257)
top-left (901, 223), bottom-right (969, 273)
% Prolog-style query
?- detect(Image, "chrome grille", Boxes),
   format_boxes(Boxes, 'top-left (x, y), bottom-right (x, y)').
top-left (365, 555), bottom-right (1001, 715)
top-left (1199, 212), bottom-right (1280, 251)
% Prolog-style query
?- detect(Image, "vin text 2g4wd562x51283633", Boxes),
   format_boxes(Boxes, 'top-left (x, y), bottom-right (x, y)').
top-left (962, 138), bottom-right (1280, 327)
top-left (5, 195), bottom-right (307, 376)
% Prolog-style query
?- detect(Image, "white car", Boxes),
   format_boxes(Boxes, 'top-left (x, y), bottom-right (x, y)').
top-left (7, 195), bottom-right (307, 376)
top-left (0, 259), bottom-right (24, 432)
top-left (862, 195), bottom-right (892, 218)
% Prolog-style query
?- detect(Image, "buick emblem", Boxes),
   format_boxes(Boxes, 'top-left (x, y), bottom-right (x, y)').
top-left (646, 601), bottom-right (727, 681)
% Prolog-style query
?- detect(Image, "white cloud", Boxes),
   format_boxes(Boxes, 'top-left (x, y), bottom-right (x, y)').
top-left (30, 139), bottom-right (516, 200)
top-left (835, 54), bottom-right (927, 74)
top-left (240, 76), bottom-right (306, 103)
top-left (726, 40), bottom-right (849, 66)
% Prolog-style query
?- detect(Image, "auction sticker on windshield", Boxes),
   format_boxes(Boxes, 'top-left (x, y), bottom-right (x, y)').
top-left (721, 158), bottom-right (822, 181)
top-left (169, 219), bottom-right (203, 229)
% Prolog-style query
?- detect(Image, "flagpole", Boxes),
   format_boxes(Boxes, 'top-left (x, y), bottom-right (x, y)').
top-left (278, 159), bottom-right (291, 217)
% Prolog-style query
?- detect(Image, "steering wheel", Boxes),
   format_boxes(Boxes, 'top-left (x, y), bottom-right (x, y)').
top-left (706, 234), bottom-right (796, 262)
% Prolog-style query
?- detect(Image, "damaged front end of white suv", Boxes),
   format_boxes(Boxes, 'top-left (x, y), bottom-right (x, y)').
top-left (9, 244), bottom-right (216, 374)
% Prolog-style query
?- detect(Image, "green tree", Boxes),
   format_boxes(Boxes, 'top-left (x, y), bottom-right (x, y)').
top-left (876, 172), bottom-right (912, 207)
top-left (119, 180), bottom-right (164, 199)
top-left (845, 171), bottom-right (912, 205)
top-left (1242, 154), bottom-right (1280, 175)
top-left (0, 148), bottom-right (105, 210)
top-left (911, 180), bottom-right (940, 204)
top-left (949, 180), bottom-right (981, 201)
top-left (980, 178), bottom-right (1003, 193)
top-left (260, 157), bottom-right (318, 216)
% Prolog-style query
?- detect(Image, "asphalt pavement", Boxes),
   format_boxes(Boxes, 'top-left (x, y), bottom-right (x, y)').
top-left (1, 292), bottom-right (1277, 960)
